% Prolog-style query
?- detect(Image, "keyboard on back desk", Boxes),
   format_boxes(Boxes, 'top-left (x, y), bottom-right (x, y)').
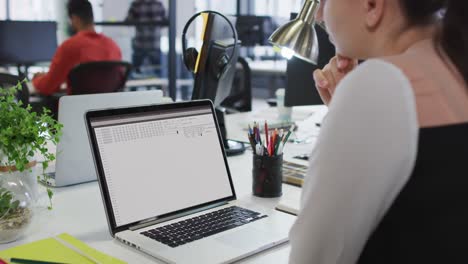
top-left (140, 206), bottom-right (267, 248)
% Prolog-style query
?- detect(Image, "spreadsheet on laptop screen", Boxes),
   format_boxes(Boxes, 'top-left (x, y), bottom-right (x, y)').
top-left (89, 105), bottom-right (233, 227)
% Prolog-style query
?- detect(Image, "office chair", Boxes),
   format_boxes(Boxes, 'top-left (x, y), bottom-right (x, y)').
top-left (68, 61), bottom-right (132, 95)
top-left (0, 73), bottom-right (29, 106)
top-left (221, 57), bottom-right (252, 113)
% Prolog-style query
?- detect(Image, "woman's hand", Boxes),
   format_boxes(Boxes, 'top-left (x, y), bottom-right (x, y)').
top-left (313, 55), bottom-right (358, 105)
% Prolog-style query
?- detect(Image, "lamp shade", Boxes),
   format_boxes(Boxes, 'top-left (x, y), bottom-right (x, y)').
top-left (268, 0), bottom-right (320, 64)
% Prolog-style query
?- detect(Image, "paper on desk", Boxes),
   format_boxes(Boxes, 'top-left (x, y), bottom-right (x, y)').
top-left (292, 117), bottom-right (321, 143)
top-left (276, 185), bottom-right (302, 215)
top-left (240, 106), bottom-right (315, 131)
top-left (251, 106), bottom-right (315, 122)
top-left (282, 138), bottom-right (316, 166)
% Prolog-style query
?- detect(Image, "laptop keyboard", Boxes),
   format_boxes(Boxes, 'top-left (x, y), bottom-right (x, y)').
top-left (140, 206), bottom-right (267, 248)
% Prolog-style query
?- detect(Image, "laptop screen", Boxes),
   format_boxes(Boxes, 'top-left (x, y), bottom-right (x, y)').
top-left (88, 103), bottom-right (234, 229)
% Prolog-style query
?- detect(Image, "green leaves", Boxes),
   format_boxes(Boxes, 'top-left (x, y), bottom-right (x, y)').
top-left (47, 188), bottom-right (53, 210)
top-left (0, 187), bottom-right (19, 217)
top-left (0, 82), bottom-right (63, 212)
top-left (0, 83), bottom-right (62, 171)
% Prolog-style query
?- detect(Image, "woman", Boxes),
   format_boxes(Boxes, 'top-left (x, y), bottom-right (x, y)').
top-left (289, 0), bottom-right (468, 263)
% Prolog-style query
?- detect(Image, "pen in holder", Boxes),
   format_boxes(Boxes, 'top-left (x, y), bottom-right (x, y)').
top-left (252, 153), bottom-right (283, 198)
top-left (248, 121), bottom-right (293, 198)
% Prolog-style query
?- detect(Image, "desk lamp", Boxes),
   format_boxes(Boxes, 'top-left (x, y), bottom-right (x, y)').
top-left (268, 0), bottom-right (322, 64)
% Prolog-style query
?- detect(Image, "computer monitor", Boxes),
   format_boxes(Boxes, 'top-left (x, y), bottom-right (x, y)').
top-left (284, 13), bottom-right (335, 107)
top-left (192, 40), bottom-right (238, 107)
top-left (235, 15), bottom-right (275, 47)
top-left (0, 21), bottom-right (57, 65)
top-left (191, 13), bottom-right (244, 155)
top-left (192, 13), bottom-right (238, 107)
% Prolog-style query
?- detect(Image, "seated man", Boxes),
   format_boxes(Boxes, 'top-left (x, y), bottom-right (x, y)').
top-left (33, 0), bottom-right (122, 95)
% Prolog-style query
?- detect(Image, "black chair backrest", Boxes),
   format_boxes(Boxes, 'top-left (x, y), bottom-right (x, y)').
top-left (0, 73), bottom-right (29, 106)
top-left (221, 56), bottom-right (252, 113)
top-left (68, 61), bottom-right (132, 95)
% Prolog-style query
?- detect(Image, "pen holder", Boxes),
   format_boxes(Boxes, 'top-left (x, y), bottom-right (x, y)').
top-left (252, 154), bottom-right (283, 198)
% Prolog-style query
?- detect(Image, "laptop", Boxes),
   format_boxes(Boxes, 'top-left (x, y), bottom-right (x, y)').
top-left (85, 100), bottom-right (296, 264)
top-left (44, 90), bottom-right (166, 187)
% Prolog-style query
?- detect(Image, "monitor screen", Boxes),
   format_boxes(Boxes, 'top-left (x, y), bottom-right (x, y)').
top-left (89, 104), bottom-right (234, 228)
top-left (235, 15), bottom-right (275, 47)
top-left (191, 13), bottom-right (239, 107)
top-left (0, 21), bottom-right (57, 65)
top-left (285, 13), bottom-right (335, 107)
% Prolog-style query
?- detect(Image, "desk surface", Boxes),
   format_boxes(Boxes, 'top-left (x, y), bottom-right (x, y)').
top-left (247, 60), bottom-right (287, 75)
top-left (226, 105), bottom-right (327, 167)
top-left (27, 78), bottom-right (193, 96)
top-left (95, 21), bottom-right (170, 27)
top-left (0, 106), bottom-right (327, 263)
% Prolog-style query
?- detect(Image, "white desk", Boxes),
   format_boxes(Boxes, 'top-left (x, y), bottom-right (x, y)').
top-left (26, 78), bottom-right (193, 96)
top-left (226, 105), bottom-right (327, 167)
top-left (247, 60), bottom-right (287, 75)
top-left (0, 106), bottom-right (327, 263)
top-left (125, 78), bottom-right (193, 88)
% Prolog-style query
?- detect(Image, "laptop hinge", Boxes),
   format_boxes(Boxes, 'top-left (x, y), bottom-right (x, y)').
top-left (129, 201), bottom-right (229, 231)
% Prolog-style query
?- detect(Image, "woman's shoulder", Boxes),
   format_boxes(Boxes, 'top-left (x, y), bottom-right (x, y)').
top-left (338, 59), bottom-right (412, 95)
top-left (331, 58), bottom-right (416, 121)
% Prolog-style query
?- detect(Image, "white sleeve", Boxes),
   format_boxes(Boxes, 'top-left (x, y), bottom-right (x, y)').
top-left (288, 60), bottom-right (419, 264)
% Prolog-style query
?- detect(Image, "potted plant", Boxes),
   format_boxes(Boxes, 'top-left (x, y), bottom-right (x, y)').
top-left (0, 83), bottom-right (62, 243)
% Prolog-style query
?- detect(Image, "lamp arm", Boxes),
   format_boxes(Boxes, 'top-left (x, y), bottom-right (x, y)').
top-left (298, 0), bottom-right (321, 25)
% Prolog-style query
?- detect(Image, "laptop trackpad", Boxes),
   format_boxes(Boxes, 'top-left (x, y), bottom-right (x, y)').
top-left (216, 228), bottom-right (277, 250)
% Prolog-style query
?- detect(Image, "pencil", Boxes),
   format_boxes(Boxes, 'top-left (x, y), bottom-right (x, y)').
top-left (248, 133), bottom-right (256, 152)
top-left (282, 125), bottom-right (295, 144)
top-left (9, 258), bottom-right (68, 264)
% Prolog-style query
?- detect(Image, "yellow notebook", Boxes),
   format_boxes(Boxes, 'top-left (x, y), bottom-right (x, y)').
top-left (0, 233), bottom-right (126, 264)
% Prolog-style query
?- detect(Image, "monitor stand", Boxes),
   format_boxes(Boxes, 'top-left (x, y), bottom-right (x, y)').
top-left (216, 107), bottom-right (245, 156)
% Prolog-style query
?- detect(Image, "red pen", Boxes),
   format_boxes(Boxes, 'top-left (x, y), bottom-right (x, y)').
top-left (268, 134), bottom-right (274, 156)
top-left (265, 121), bottom-right (269, 151)
top-left (271, 129), bottom-right (277, 156)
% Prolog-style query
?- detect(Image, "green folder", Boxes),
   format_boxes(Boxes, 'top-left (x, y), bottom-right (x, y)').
top-left (0, 233), bottom-right (126, 264)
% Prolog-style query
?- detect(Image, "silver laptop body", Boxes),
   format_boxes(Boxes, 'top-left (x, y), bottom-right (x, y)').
top-left (49, 90), bottom-right (164, 187)
top-left (85, 100), bottom-right (295, 264)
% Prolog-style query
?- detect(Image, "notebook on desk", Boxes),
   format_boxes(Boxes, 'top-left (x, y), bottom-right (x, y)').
top-left (275, 187), bottom-right (301, 216)
top-left (84, 100), bottom-right (296, 264)
top-left (42, 90), bottom-right (167, 187)
top-left (0, 233), bottom-right (125, 264)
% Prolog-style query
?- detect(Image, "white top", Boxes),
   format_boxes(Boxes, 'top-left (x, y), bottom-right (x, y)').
top-left (288, 60), bottom-right (420, 264)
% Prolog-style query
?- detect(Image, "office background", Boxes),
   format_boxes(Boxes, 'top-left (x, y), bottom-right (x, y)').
top-left (0, 0), bottom-right (307, 102)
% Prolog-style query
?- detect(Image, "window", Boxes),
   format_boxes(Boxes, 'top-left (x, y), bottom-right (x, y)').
top-left (195, 0), bottom-right (236, 15)
top-left (9, 0), bottom-right (56, 20)
top-left (254, 0), bottom-right (303, 18)
top-left (6, 0), bottom-right (102, 21)
top-left (0, 0), bottom-right (6, 20)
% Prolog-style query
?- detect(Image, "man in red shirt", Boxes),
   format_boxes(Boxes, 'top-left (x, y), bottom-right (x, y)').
top-left (33, 0), bottom-right (122, 95)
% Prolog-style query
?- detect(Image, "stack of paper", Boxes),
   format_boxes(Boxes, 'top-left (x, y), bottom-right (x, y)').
top-left (275, 185), bottom-right (301, 215)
